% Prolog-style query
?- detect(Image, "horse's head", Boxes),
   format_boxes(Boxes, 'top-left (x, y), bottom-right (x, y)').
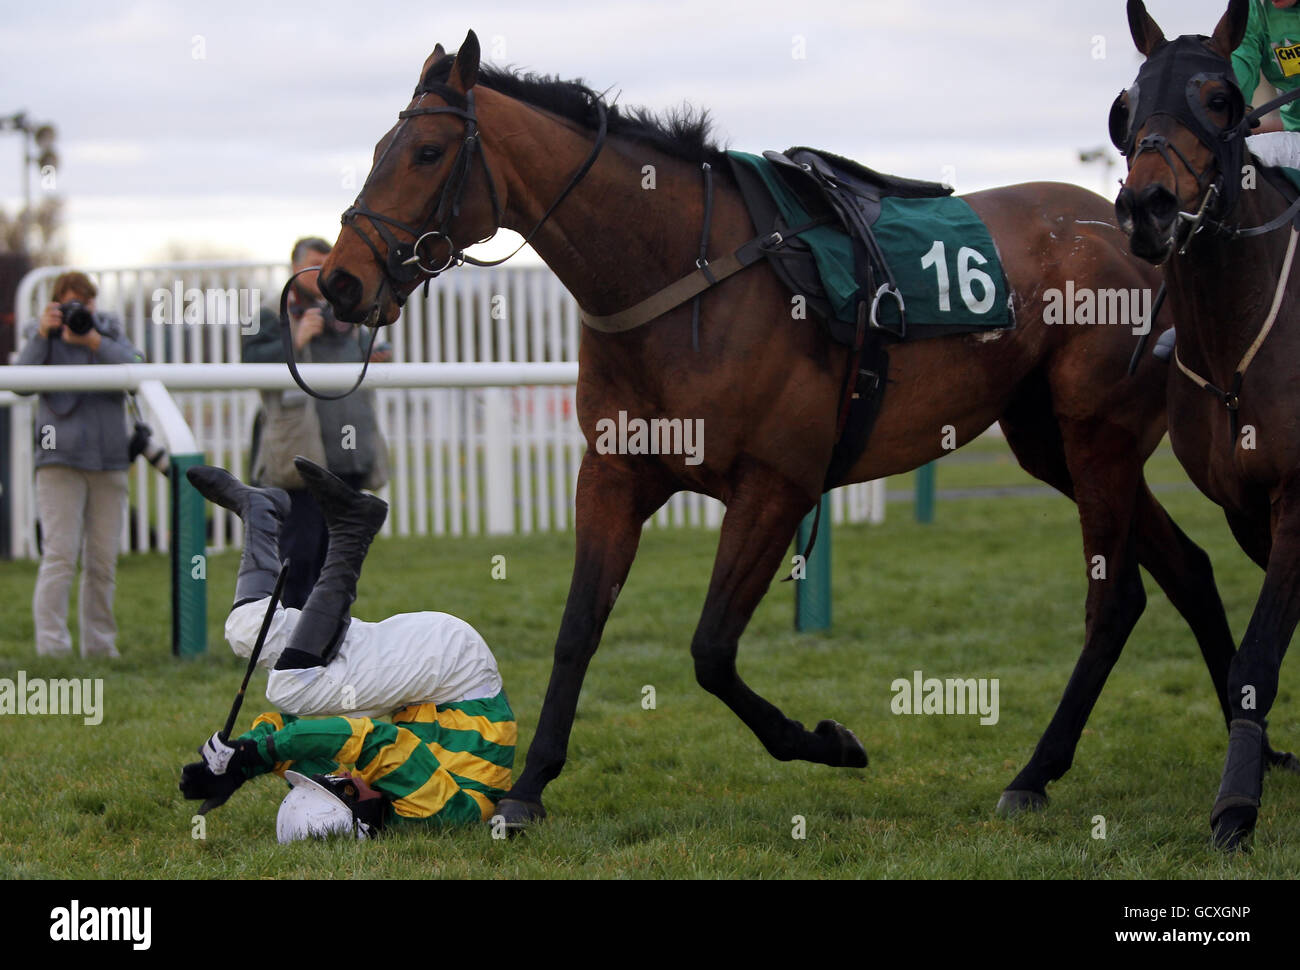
top-left (1112, 0), bottom-right (1250, 264)
top-left (320, 30), bottom-right (505, 324)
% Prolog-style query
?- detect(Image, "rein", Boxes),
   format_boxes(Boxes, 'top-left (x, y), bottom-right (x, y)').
top-left (1163, 87), bottom-right (1300, 434)
top-left (1166, 84), bottom-right (1300, 240)
top-left (277, 267), bottom-right (382, 402)
top-left (1173, 223), bottom-right (1298, 437)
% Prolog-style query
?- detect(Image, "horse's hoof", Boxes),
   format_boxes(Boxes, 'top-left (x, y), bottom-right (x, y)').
top-left (492, 798), bottom-right (546, 836)
top-left (996, 789), bottom-right (1049, 817)
top-left (1211, 805), bottom-right (1256, 852)
top-left (814, 719), bottom-right (869, 768)
top-left (1266, 749), bottom-right (1300, 775)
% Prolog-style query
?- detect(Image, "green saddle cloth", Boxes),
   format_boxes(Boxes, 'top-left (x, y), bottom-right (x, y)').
top-left (728, 150), bottom-right (1015, 336)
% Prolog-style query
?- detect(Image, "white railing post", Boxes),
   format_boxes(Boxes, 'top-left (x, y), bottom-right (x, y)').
top-left (482, 387), bottom-right (514, 535)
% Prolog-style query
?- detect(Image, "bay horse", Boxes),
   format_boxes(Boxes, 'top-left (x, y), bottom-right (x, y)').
top-left (315, 30), bottom-right (1281, 830)
top-left (1115, 0), bottom-right (1300, 848)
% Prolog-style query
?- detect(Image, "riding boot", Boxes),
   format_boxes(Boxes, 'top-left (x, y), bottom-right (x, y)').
top-left (273, 457), bottom-right (388, 671)
top-left (186, 466), bottom-right (290, 608)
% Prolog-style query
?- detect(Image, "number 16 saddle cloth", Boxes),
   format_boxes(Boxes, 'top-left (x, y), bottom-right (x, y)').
top-left (728, 148), bottom-right (1016, 346)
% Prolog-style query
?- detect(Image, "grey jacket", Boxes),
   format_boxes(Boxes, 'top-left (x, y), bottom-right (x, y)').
top-left (16, 311), bottom-right (146, 471)
top-left (243, 304), bottom-right (385, 479)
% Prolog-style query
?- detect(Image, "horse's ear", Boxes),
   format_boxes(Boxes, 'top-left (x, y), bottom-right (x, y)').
top-left (419, 43), bottom-right (447, 85)
top-left (450, 30), bottom-right (481, 92)
top-left (1127, 0), bottom-right (1166, 57)
top-left (1210, 0), bottom-right (1250, 59)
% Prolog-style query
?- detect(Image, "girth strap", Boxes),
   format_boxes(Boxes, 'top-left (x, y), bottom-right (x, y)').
top-left (580, 215), bottom-right (834, 334)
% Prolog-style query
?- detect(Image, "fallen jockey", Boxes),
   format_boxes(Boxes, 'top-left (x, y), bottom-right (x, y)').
top-left (180, 702), bottom-right (514, 838)
top-left (178, 457), bottom-right (514, 838)
top-left (191, 458), bottom-right (506, 718)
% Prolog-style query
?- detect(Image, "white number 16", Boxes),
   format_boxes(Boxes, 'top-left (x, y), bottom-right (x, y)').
top-left (920, 240), bottom-right (995, 315)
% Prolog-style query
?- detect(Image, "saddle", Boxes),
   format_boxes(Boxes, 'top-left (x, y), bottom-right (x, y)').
top-left (770, 147), bottom-right (955, 245)
top-left (730, 147), bottom-right (949, 346)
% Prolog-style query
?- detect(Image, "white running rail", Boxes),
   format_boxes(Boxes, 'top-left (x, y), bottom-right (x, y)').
top-left (5, 262), bottom-right (886, 560)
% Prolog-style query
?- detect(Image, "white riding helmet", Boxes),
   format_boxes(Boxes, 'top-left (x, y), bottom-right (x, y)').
top-left (276, 771), bottom-right (373, 843)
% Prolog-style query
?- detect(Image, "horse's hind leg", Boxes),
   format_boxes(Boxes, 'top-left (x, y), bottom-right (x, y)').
top-left (996, 415), bottom-right (1148, 814)
top-left (691, 458), bottom-right (867, 767)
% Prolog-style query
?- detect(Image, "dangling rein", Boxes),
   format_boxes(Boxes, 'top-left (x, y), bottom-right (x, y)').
top-left (278, 266), bottom-right (382, 401)
top-left (1173, 224), bottom-right (1298, 438)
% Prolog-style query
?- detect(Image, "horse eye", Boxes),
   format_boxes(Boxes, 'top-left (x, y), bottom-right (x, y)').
top-left (417, 145), bottom-right (443, 164)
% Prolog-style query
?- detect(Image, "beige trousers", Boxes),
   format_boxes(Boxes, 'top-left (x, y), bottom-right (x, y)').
top-left (32, 465), bottom-right (128, 657)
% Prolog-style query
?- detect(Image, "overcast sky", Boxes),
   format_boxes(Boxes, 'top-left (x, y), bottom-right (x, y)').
top-left (0, 0), bottom-right (1241, 267)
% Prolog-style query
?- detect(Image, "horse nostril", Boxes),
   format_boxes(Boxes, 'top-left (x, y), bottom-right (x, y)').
top-left (322, 269), bottom-right (361, 313)
top-left (1139, 184), bottom-right (1179, 227)
top-left (1115, 187), bottom-right (1136, 231)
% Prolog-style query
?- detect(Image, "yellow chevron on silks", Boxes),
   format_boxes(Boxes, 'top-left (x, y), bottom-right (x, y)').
top-left (389, 767), bottom-right (462, 818)
top-left (430, 742), bottom-right (512, 792)
top-left (250, 711), bottom-right (287, 732)
top-left (391, 702), bottom-right (439, 723)
top-left (464, 788), bottom-right (496, 819)
top-left (435, 707), bottom-right (518, 747)
top-left (363, 726), bottom-right (424, 783)
top-left (334, 717), bottom-right (372, 766)
top-left (248, 711), bottom-right (295, 774)
top-left (1276, 43), bottom-right (1300, 78)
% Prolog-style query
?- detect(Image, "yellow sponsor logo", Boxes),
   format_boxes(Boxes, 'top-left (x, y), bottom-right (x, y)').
top-left (1276, 43), bottom-right (1300, 78)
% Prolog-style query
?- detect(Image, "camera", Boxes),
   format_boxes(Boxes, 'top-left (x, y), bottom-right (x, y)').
top-left (57, 300), bottom-right (97, 337)
top-left (291, 300), bottom-right (350, 337)
top-left (128, 420), bottom-right (170, 474)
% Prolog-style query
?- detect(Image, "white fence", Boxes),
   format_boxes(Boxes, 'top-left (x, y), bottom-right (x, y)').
top-left (5, 261), bottom-right (884, 559)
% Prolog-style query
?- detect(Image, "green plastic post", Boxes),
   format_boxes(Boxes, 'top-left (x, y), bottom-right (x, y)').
top-left (171, 453), bottom-right (207, 657)
top-left (915, 462), bottom-right (936, 524)
top-left (795, 494), bottom-right (832, 633)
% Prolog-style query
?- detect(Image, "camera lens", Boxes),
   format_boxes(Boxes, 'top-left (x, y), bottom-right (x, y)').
top-left (60, 301), bottom-right (95, 336)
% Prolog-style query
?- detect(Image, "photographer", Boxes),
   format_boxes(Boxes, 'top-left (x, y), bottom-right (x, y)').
top-left (16, 271), bottom-right (145, 658)
top-left (242, 237), bottom-right (389, 609)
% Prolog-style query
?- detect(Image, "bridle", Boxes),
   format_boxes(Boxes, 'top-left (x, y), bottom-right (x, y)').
top-left (340, 83), bottom-right (503, 302)
top-left (1113, 33), bottom-right (1300, 434)
top-left (1109, 35), bottom-right (1250, 248)
top-left (281, 77), bottom-right (609, 400)
top-left (1111, 35), bottom-right (1300, 246)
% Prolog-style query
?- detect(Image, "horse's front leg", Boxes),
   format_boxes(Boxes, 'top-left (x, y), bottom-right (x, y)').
top-left (1212, 495), bottom-right (1300, 850)
top-left (495, 452), bottom-right (673, 830)
top-left (691, 459), bottom-right (867, 767)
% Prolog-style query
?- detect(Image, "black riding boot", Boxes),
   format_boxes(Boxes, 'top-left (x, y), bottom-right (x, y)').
top-left (186, 465), bottom-right (290, 608)
top-left (273, 457), bottom-right (388, 671)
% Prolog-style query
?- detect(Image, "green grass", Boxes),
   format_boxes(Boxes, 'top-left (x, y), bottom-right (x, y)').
top-left (0, 438), bottom-right (1296, 878)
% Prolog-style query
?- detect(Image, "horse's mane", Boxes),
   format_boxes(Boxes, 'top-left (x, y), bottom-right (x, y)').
top-left (423, 55), bottom-right (729, 167)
